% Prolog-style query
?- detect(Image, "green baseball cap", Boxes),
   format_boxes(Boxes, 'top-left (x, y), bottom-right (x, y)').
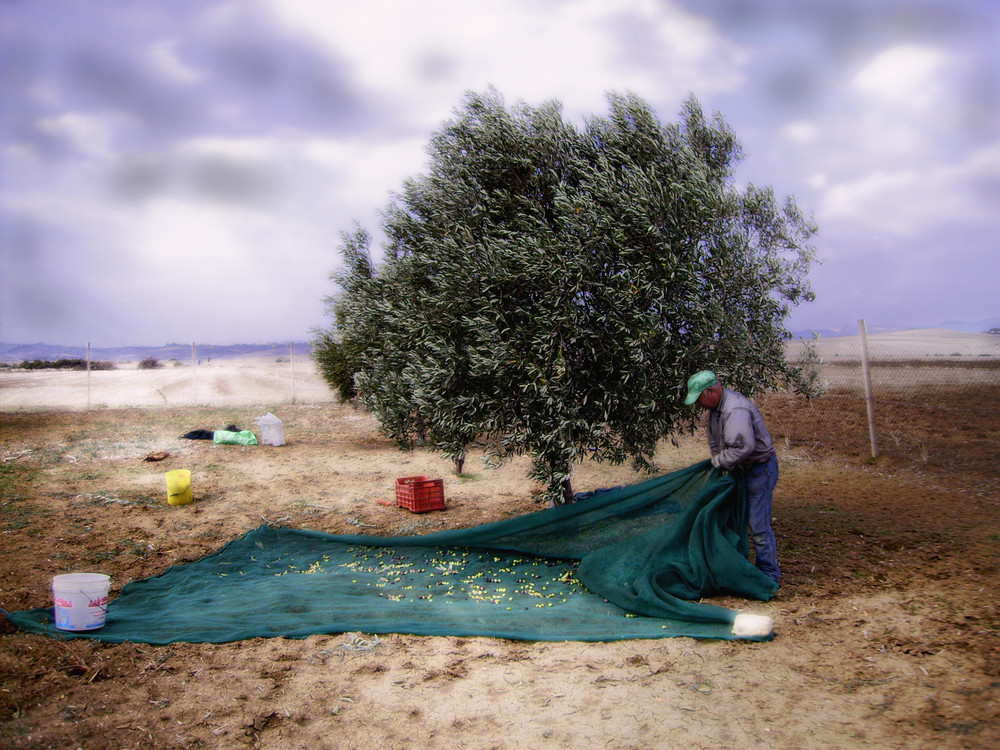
top-left (684, 370), bottom-right (718, 405)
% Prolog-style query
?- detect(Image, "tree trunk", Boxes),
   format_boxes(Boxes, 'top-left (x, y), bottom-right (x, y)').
top-left (413, 411), bottom-right (428, 446)
top-left (453, 455), bottom-right (465, 475)
top-left (549, 476), bottom-right (575, 507)
top-left (562, 477), bottom-right (575, 505)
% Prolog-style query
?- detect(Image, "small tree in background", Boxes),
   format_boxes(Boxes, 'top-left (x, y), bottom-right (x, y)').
top-left (786, 332), bottom-right (829, 403)
top-left (316, 90), bottom-right (817, 504)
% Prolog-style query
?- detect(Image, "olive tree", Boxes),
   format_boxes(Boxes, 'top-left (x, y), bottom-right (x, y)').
top-left (316, 90), bottom-right (816, 504)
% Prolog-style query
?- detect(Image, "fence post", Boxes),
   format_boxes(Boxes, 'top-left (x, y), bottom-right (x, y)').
top-left (86, 342), bottom-right (91, 410)
top-left (289, 343), bottom-right (296, 404)
top-left (858, 319), bottom-right (879, 459)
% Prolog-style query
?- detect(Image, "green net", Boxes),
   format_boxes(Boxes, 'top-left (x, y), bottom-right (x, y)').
top-left (7, 461), bottom-right (778, 643)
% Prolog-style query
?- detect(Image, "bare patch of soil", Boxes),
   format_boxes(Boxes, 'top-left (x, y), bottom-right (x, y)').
top-left (1, 388), bottom-right (998, 749)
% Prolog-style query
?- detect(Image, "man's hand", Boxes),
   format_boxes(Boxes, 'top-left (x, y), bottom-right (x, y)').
top-left (711, 453), bottom-right (723, 469)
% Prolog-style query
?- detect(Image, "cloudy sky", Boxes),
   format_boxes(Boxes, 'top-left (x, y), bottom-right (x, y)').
top-left (1, 0), bottom-right (997, 346)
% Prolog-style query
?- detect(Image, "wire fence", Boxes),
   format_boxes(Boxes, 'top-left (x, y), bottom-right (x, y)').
top-left (2, 324), bottom-right (999, 468)
top-left (782, 320), bottom-right (1000, 469)
top-left (787, 322), bottom-right (1000, 397)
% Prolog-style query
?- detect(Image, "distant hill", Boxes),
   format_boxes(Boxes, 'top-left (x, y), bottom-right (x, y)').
top-left (791, 316), bottom-right (1000, 340)
top-left (0, 342), bottom-right (312, 365)
top-left (793, 328), bottom-right (1000, 360)
top-left (932, 317), bottom-right (1000, 334)
top-left (6, 317), bottom-right (999, 362)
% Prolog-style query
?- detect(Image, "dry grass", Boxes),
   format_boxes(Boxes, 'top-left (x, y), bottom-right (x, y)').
top-left (1, 367), bottom-right (998, 749)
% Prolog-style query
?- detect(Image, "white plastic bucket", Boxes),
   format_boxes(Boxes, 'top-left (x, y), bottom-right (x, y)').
top-left (51, 573), bottom-right (110, 631)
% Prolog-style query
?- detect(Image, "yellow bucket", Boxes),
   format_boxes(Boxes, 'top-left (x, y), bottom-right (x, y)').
top-left (165, 469), bottom-right (193, 506)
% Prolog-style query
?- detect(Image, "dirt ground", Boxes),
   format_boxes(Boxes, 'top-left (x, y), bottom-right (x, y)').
top-left (1, 382), bottom-right (998, 748)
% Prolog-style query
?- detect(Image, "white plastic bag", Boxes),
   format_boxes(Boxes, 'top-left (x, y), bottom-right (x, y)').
top-left (254, 412), bottom-right (285, 446)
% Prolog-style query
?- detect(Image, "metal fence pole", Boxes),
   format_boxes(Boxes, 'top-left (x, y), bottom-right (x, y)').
top-left (290, 342), bottom-right (296, 404)
top-left (86, 341), bottom-right (91, 410)
top-left (858, 319), bottom-right (879, 459)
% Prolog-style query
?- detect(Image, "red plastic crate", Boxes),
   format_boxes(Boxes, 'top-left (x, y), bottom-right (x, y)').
top-left (395, 476), bottom-right (446, 513)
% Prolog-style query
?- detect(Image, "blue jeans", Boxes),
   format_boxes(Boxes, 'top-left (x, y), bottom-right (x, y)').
top-left (744, 455), bottom-right (780, 585)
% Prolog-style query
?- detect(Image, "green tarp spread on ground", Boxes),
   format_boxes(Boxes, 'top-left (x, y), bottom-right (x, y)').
top-left (7, 461), bottom-right (778, 643)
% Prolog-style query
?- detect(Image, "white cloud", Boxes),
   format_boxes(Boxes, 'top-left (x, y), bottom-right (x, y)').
top-left (35, 112), bottom-right (123, 158)
top-left (819, 142), bottom-right (1000, 235)
top-left (263, 0), bottom-right (744, 127)
top-left (148, 40), bottom-right (205, 84)
top-left (135, 199), bottom-right (250, 271)
top-left (117, 194), bottom-right (334, 341)
top-left (797, 43), bottom-right (973, 173)
top-left (821, 170), bottom-right (918, 233)
top-left (853, 44), bottom-right (948, 109)
top-left (781, 120), bottom-right (822, 145)
top-left (806, 173), bottom-right (829, 190)
top-left (177, 136), bottom-right (278, 160)
top-left (300, 136), bottom-right (429, 206)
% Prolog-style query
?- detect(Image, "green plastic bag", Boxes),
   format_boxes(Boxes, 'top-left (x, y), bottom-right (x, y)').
top-left (213, 429), bottom-right (258, 446)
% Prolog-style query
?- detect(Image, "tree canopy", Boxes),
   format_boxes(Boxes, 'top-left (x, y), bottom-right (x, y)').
top-left (314, 90), bottom-right (817, 504)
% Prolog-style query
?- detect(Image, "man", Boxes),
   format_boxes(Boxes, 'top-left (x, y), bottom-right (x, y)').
top-left (684, 370), bottom-right (781, 586)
